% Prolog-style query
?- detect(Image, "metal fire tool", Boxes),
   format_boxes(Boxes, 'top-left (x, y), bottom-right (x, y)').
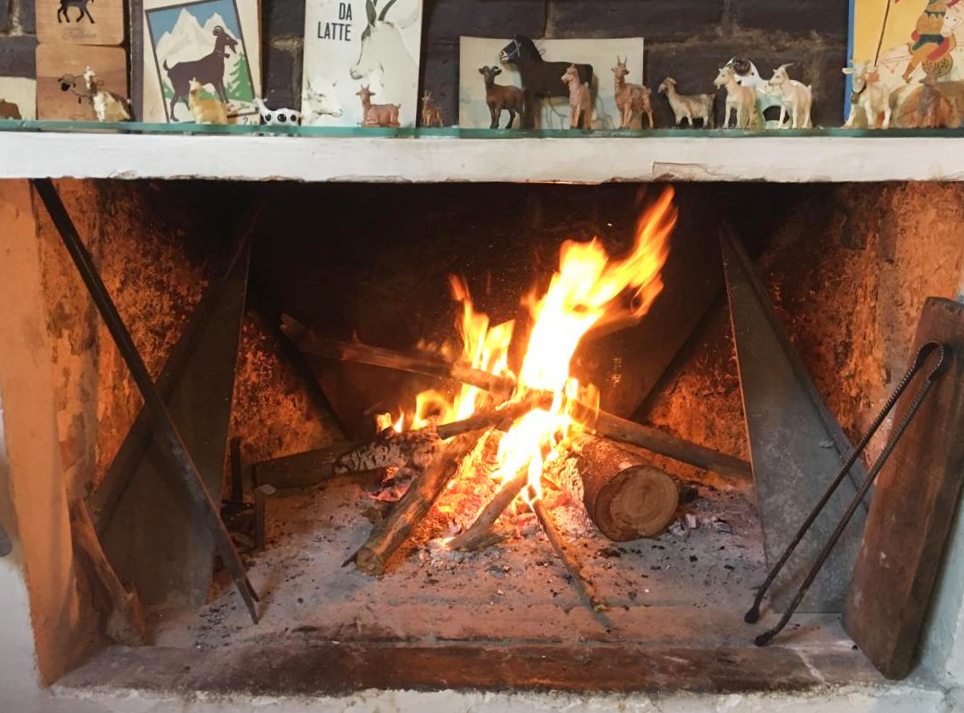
top-left (32, 179), bottom-right (260, 623)
top-left (748, 341), bottom-right (949, 646)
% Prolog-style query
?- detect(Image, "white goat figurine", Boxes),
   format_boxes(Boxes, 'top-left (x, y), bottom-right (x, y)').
top-left (768, 64), bottom-right (812, 128)
top-left (842, 61), bottom-right (891, 129)
top-left (714, 65), bottom-right (757, 129)
top-left (83, 67), bottom-right (132, 122)
top-left (658, 77), bottom-right (713, 128)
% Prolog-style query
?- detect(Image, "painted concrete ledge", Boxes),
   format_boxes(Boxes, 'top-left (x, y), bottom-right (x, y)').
top-left (1, 133), bottom-right (964, 183)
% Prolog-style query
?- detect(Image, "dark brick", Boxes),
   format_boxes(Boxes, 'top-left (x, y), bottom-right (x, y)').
top-left (645, 39), bottom-right (847, 128)
top-left (14, 0), bottom-right (36, 34)
top-left (265, 0), bottom-right (305, 40)
top-left (419, 40), bottom-right (457, 124)
top-left (0, 0), bottom-right (10, 33)
top-left (730, 0), bottom-right (849, 40)
top-left (424, 0), bottom-right (545, 42)
top-left (264, 43), bottom-right (298, 108)
top-left (0, 35), bottom-right (37, 78)
top-left (547, 0), bottom-right (724, 42)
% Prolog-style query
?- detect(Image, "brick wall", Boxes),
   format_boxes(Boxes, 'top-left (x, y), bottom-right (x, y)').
top-left (267, 0), bottom-right (850, 126)
top-left (0, 0), bottom-right (35, 77)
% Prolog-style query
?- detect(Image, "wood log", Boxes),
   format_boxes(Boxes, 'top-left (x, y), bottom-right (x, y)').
top-left (352, 431), bottom-right (482, 575)
top-left (68, 499), bottom-right (147, 646)
top-left (548, 434), bottom-right (679, 541)
top-left (280, 319), bottom-right (752, 480)
top-left (531, 491), bottom-right (609, 615)
top-left (845, 298), bottom-right (964, 680)
top-left (447, 469), bottom-right (528, 551)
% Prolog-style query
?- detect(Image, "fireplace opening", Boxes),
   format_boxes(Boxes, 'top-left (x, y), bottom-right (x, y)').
top-left (26, 180), bottom-right (964, 697)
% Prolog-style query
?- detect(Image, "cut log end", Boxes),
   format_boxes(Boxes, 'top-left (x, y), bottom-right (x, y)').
top-left (354, 547), bottom-right (386, 576)
top-left (593, 465), bottom-right (679, 541)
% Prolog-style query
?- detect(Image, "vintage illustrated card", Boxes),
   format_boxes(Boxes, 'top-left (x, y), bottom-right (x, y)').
top-left (36, 0), bottom-right (125, 45)
top-left (0, 77), bottom-right (37, 119)
top-left (36, 44), bottom-right (127, 119)
top-left (142, 0), bottom-right (261, 123)
top-left (459, 37), bottom-right (645, 130)
top-left (301, 0), bottom-right (423, 127)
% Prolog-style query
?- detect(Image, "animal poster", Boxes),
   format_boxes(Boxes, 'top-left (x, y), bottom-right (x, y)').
top-left (459, 37), bottom-right (645, 130)
top-left (142, 0), bottom-right (260, 123)
top-left (850, 0), bottom-right (964, 104)
top-left (36, 44), bottom-right (127, 119)
top-left (0, 77), bottom-right (37, 120)
top-left (301, 0), bottom-right (424, 127)
top-left (36, 0), bottom-right (125, 45)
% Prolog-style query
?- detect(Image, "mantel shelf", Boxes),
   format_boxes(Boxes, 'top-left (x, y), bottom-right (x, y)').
top-left (3, 127), bottom-right (964, 183)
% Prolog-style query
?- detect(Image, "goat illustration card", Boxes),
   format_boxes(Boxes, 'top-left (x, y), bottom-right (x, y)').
top-left (301, 0), bottom-right (424, 127)
top-left (459, 37), bottom-right (645, 131)
top-left (142, 0), bottom-right (261, 123)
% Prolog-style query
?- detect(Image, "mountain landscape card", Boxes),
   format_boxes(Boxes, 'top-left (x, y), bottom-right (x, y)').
top-left (459, 37), bottom-right (645, 130)
top-left (301, 0), bottom-right (423, 127)
top-left (142, 0), bottom-right (260, 123)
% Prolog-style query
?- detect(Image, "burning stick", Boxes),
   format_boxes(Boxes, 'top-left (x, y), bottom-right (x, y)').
top-left (447, 469), bottom-right (528, 551)
top-left (352, 431), bottom-right (481, 575)
top-left (530, 488), bottom-right (609, 615)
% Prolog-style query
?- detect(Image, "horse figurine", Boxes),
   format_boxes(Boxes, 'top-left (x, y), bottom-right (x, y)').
top-left (901, 0), bottom-right (959, 82)
top-left (499, 35), bottom-right (592, 129)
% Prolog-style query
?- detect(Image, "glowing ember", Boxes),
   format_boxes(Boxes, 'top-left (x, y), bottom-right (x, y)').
top-left (391, 188), bottom-right (676, 504)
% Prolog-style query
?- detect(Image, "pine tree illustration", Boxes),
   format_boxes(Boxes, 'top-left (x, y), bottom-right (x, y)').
top-left (226, 52), bottom-right (254, 103)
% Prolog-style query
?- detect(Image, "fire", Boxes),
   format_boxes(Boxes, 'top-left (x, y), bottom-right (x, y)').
top-left (392, 188), bottom-right (676, 503)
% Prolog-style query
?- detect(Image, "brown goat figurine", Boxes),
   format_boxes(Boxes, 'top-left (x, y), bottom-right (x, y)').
top-left (420, 91), bottom-right (444, 127)
top-left (561, 64), bottom-right (592, 129)
top-left (479, 65), bottom-right (524, 129)
top-left (356, 85), bottom-right (400, 127)
top-left (612, 56), bottom-right (654, 129)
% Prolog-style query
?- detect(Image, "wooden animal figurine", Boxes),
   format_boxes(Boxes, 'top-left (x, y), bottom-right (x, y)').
top-left (420, 91), bottom-right (444, 127)
top-left (561, 64), bottom-right (592, 129)
top-left (301, 78), bottom-right (344, 125)
top-left (768, 64), bottom-right (812, 128)
top-left (714, 65), bottom-right (758, 129)
top-left (902, 0), bottom-right (958, 83)
top-left (612, 56), bottom-right (653, 129)
top-left (499, 35), bottom-right (592, 129)
top-left (254, 98), bottom-right (301, 126)
top-left (723, 57), bottom-right (784, 124)
top-left (164, 26), bottom-right (238, 121)
top-left (657, 77), bottom-right (713, 128)
top-left (188, 77), bottom-right (228, 124)
top-left (479, 66), bottom-right (524, 129)
top-left (83, 67), bottom-right (132, 122)
top-left (0, 99), bottom-right (21, 120)
top-left (843, 61), bottom-right (891, 129)
top-left (356, 85), bottom-right (400, 127)
top-left (890, 68), bottom-right (964, 128)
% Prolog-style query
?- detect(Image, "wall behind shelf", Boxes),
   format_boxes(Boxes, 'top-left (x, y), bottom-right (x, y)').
top-left (264, 0), bottom-right (849, 128)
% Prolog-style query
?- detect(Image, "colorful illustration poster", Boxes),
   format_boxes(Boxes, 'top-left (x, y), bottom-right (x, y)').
top-left (459, 37), bottom-right (645, 130)
top-left (301, 0), bottom-right (423, 127)
top-left (142, 0), bottom-right (261, 123)
top-left (850, 0), bottom-right (964, 107)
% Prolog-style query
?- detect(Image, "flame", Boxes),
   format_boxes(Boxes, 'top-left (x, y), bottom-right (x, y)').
top-left (391, 188), bottom-right (676, 504)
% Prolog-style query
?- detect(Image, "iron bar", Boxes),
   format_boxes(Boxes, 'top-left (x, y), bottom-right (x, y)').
top-left (32, 178), bottom-right (260, 623)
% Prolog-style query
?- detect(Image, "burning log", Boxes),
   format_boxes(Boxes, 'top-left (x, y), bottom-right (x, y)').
top-left (280, 319), bottom-right (752, 481)
top-left (547, 434), bottom-right (679, 541)
top-left (352, 431), bottom-right (481, 575)
top-left (531, 489), bottom-right (609, 614)
top-left (447, 469), bottom-right (528, 551)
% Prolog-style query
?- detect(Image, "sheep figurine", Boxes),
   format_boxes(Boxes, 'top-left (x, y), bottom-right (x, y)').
top-left (657, 77), bottom-right (714, 128)
top-left (479, 65), bottom-right (524, 129)
top-left (254, 98), bottom-right (301, 126)
top-left (768, 64), bottom-right (812, 129)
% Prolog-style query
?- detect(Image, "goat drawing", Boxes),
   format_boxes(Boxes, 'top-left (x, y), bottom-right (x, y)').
top-left (57, 0), bottom-right (94, 23)
top-left (163, 25), bottom-right (238, 121)
top-left (301, 77), bottom-right (344, 125)
top-left (349, 0), bottom-right (418, 118)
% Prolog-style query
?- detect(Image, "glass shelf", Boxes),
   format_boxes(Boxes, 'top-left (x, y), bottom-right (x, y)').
top-left (3, 119), bottom-right (964, 139)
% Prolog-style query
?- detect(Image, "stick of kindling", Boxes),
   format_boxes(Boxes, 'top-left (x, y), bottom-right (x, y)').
top-left (530, 488), bottom-right (609, 615)
top-left (282, 318), bottom-right (752, 480)
top-left (447, 469), bottom-right (529, 552)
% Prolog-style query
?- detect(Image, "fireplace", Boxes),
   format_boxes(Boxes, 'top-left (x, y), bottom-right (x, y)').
top-left (1, 178), bottom-right (964, 709)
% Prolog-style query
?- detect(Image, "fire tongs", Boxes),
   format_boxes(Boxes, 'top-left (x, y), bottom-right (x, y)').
top-left (746, 340), bottom-right (950, 646)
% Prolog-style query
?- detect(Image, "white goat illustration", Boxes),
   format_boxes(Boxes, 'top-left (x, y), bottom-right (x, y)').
top-left (349, 0), bottom-right (418, 116)
top-left (301, 77), bottom-right (344, 125)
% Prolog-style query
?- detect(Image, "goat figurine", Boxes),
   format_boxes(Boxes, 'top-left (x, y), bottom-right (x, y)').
top-left (612, 56), bottom-right (653, 129)
top-left (843, 61), bottom-right (891, 129)
top-left (714, 65), bottom-right (758, 129)
top-left (356, 85), bottom-right (400, 127)
top-left (479, 66), bottom-right (524, 129)
top-left (254, 98), bottom-right (300, 126)
top-left (561, 64), bottom-right (592, 129)
top-left (658, 77), bottom-right (713, 128)
top-left (83, 67), bottom-right (131, 121)
top-left (420, 91), bottom-right (444, 127)
top-left (768, 64), bottom-right (812, 129)
top-left (188, 78), bottom-right (228, 124)
top-left (164, 26), bottom-right (237, 121)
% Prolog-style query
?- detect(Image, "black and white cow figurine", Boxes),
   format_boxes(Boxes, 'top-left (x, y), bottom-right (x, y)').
top-left (254, 98), bottom-right (301, 126)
